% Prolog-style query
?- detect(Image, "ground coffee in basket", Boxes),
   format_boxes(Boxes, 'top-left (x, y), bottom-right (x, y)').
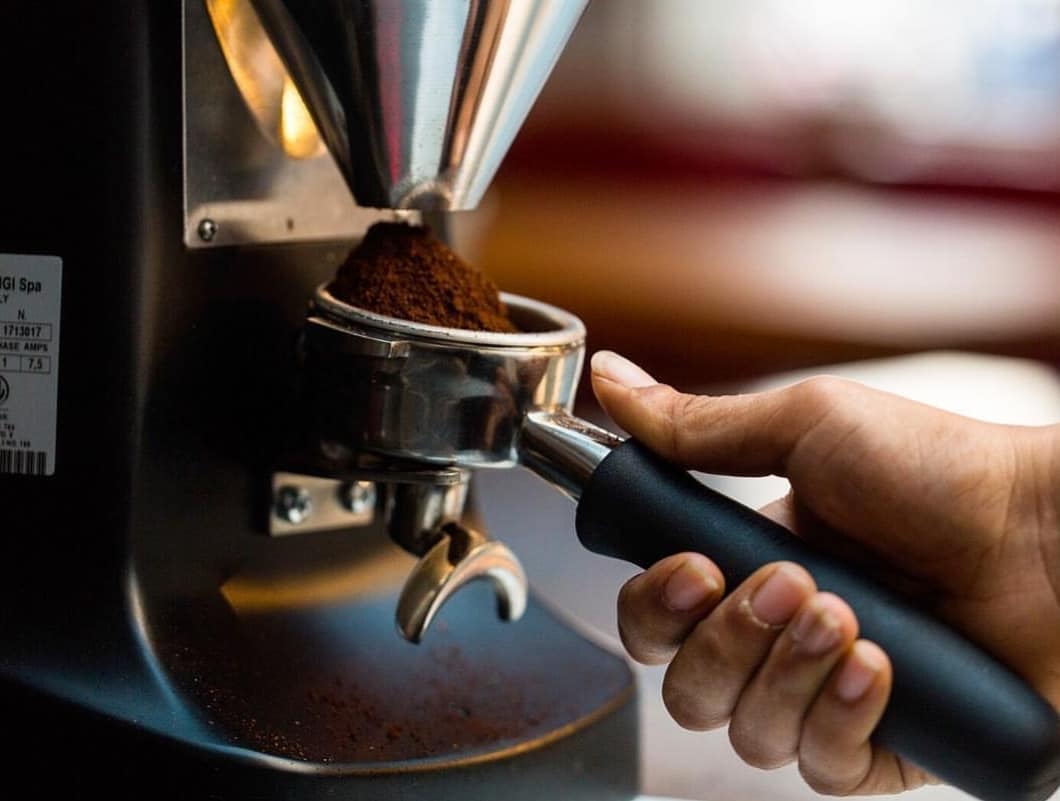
top-left (330, 222), bottom-right (518, 333)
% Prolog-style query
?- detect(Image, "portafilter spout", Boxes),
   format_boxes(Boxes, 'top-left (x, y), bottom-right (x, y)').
top-left (304, 285), bottom-right (1060, 801)
top-left (248, 0), bottom-right (589, 211)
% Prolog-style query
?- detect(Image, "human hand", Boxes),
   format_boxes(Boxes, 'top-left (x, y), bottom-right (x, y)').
top-left (590, 350), bottom-right (1060, 796)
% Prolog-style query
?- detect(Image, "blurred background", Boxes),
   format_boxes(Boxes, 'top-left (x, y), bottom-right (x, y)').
top-left (456, 2), bottom-right (1060, 799)
top-left (452, 0), bottom-right (1060, 389)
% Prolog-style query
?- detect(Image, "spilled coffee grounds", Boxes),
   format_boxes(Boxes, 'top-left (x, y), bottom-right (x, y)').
top-left (330, 222), bottom-right (518, 333)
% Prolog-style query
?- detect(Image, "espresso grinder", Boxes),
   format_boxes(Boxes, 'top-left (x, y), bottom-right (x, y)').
top-left (5, 4), bottom-right (1060, 801)
top-left (0, 2), bottom-right (641, 799)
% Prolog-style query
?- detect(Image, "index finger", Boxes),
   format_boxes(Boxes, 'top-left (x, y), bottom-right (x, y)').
top-left (590, 350), bottom-right (829, 477)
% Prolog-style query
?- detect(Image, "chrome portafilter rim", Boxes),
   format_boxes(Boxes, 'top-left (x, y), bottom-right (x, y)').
top-left (311, 283), bottom-right (586, 350)
top-left (303, 281), bottom-right (590, 469)
top-left (303, 283), bottom-right (594, 643)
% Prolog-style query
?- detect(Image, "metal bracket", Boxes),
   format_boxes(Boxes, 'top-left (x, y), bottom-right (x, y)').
top-left (181, 0), bottom-right (417, 249)
top-left (269, 472), bottom-right (376, 537)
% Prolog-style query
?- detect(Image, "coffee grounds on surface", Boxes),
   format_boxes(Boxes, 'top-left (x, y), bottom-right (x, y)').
top-left (330, 222), bottom-right (518, 333)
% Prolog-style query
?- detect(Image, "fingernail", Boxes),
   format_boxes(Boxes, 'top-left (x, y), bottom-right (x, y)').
top-left (591, 351), bottom-right (656, 389)
top-left (663, 560), bottom-right (719, 612)
top-left (836, 643), bottom-right (884, 702)
top-left (790, 596), bottom-right (841, 656)
top-left (747, 565), bottom-right (809, 627)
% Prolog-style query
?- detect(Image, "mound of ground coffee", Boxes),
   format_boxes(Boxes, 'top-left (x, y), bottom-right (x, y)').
top-left (330, 222), bottom-right (518, 333)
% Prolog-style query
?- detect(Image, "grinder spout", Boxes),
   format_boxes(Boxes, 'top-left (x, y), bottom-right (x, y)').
top-left (249, 0), bottom-right (589, 211)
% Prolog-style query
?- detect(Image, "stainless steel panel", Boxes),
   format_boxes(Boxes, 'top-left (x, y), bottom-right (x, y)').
top-left (182, 0), bottom-right (417, 248)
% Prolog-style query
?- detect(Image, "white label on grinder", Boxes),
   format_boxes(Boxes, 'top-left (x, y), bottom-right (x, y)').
top-left (0, 254), bottom-right (62, 476)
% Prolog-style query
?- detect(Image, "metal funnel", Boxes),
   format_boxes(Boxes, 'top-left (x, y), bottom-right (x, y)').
top-left (249, 0), bottom-right (588, 211)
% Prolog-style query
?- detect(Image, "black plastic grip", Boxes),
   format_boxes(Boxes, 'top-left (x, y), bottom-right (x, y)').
top-left (575, 440), bottom-right (1060, 801)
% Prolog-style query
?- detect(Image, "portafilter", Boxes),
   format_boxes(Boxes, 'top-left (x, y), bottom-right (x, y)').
top-left (303, 284), bottom-right (1060, 801)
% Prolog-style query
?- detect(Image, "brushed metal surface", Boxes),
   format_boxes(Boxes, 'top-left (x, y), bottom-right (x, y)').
top-left (251, 0), bottom-right (589, 210)
top-left (183, 0), bottom-right (417, 247)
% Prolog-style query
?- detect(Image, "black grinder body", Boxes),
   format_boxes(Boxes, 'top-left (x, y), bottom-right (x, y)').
top-left (0, 4), bottom-right (637, 799)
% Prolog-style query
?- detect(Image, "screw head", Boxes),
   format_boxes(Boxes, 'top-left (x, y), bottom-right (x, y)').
top-left (275, 485), bottom-right (312, 525)
top-left (341, 481), bottom-right (376, 514)
top-left (197, 218), bottom-right (218, 242)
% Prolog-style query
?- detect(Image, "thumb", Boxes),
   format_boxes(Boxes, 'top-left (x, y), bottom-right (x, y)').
top-left (590, 350), bottom-right (819, 477)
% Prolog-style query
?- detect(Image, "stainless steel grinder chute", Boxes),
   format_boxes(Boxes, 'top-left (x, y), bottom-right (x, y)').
top-left (304, 284), bottom-right (1060, 801)
top-left (0, 2), bottom-right (644, 800)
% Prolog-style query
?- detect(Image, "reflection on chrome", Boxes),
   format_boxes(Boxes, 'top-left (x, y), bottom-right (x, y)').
top-left (248, 0), bottom-right (589, 209)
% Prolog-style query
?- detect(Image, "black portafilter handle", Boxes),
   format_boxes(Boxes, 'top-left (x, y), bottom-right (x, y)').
top-left (573, 440), bottom-right (1060, 801)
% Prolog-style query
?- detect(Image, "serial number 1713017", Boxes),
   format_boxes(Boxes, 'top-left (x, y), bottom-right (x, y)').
top-left (1, 323), bottom-right (49, 340)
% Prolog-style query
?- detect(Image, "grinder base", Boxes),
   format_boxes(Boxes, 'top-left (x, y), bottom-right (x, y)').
top-left (3, 580), bottom-right (638, 800)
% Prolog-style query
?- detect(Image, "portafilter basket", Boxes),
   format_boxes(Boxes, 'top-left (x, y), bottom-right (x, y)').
top-left (306, 284), bottom-right (606, 473)
top-left (304, 284), bottom-right (1060, 801)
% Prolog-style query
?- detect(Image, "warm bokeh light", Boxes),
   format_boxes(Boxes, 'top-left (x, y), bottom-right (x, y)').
top-left (205, 0), bottom-right (324, 159)
top-left (456, 0), bottom-right (1060, 393)
top-left (521, 0), bottom-right (1060, 190)
top-left (279, 74), bottom-right (323, 159)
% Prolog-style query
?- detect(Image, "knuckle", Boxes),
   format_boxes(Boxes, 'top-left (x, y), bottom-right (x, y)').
top-left (668, 393), bottom-right (710, 462)
top-left (616, 573), bottom-right (656, 629)
top-left (616, 577), bottom-right (670, 665)
top-left (797, 737), bottom-right (865, 796)
top-left (660, 628), bottom-right (732, 730)
top-left (615, 577), bottom-right (638, 618)
top-left (728, 718), bottom-right (793, 770)
top-left (661, 681), bottom-right (726, 731)
top-left (634, 383), bottom-right (684, 423)
top-left (798, 761), bottom-right (859, 797)
top-left (791, 375), bottom-right (857, 415)
top-left (616, 614), bottom-right (653, 664)
top-left (617, 620), bottom-right (666, 665)
top-left (682, 614), bottom-right (728, 661)
top-left (641, 385), bottom-right (713, 463)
